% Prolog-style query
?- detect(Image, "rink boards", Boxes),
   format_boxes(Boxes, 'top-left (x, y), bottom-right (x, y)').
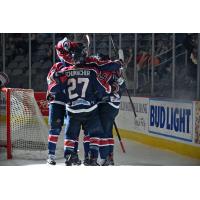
top-left (3, 92), bottom-right (199, 159)
top-left (115, 96), bottom-right (200, 159)
top-left (34, 92), bottom-right (200, 159)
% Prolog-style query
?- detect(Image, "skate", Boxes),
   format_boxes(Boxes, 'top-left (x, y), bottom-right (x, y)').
top-left (99, 158), bottom-right (110, 166)
top-left (108, 154), bottom-right (114, 166)
top-left (65, 154), bottom-right (73, 166)
top-left (90, 158), bottom-right (100, 166)
top-left (108, 158), bottom-right (115, 166)
top-left (72, 153), bottom-right (82, 165)
top-left (83, 156), bottom-right (90, 166)
top-left (47, 154), bottom-right (56, 165)
top-left (65, 153), bottom-right (82, 166)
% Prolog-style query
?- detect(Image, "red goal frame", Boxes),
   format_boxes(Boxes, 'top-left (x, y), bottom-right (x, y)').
top-left (0, 87), bottom-right (12, 159)
top-left (0, 87), bottom-right (34, 159)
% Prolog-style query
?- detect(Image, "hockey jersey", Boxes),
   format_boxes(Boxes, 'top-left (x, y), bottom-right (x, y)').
top-left (85, 56), bottom-right (125, 109)
top-left (47, 62), bottom-right (70, 105)
top-left (85, 56), bottom-right (122, 71)
top-left (50, 65), bottom-right (112, 113)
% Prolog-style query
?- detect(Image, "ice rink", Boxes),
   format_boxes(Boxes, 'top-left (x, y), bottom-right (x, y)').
top-left (1, 135), bottom-right (200, 166)
top-left (1, 133), bottom-right (200, 200)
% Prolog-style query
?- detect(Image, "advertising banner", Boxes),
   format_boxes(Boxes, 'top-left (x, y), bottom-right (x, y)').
top-left (149, 99), bottom-right (193, 142)
top-left (34, 92), bottom-right (49, 116)
top-left (194, 101), bottom-right (200, 144)
top-left (117, 96), bottom-right (149, 134)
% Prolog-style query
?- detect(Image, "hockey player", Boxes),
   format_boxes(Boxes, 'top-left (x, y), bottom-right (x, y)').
top-left (0, 72), bottom-right (9, 88)
top-left (46, 37), bottom-right (81, 165)
top-left (84, 53), bottom-right (125, 165)
top-left (66, 51), bottom-right (124, 165)
top-left (51, 42), bottom-right (113, 166)
top-left (98, 56), bottom-right (125, 165)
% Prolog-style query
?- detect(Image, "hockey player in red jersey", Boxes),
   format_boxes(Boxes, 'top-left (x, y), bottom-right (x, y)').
top-left (96, 54), bottom-right (125, 165)
top-left (84, 53), bottom-right (125, 165)
top-left (81, 56), bottom-right (124, 165)
top-left (46, 37), bottom-right (81, 165)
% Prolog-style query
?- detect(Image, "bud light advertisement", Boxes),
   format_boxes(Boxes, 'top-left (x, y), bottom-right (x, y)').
top-left (149, 99), bottom-right (193, 142)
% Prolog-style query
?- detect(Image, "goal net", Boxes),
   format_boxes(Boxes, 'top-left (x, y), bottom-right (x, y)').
top-left (0, 88), bottom-right (49, 160)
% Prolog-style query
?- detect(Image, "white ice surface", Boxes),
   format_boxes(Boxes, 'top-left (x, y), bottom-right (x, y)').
top-left (0, 134), bottom-right (200, 166)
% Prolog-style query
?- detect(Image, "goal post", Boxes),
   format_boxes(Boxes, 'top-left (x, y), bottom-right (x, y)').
top-left (0, 87), bottom-right (49, 160)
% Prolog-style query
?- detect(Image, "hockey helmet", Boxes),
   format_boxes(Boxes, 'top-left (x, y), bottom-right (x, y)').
top-left (97, 53), bottom-right (110, 61)
top-left (55, 37), bottom-right (74, 65)
top-left (70, 42), bottom-right (88, 64)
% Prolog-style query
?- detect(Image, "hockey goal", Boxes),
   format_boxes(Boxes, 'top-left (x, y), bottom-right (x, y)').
top-left (0, 87), bottom-right (49, 160)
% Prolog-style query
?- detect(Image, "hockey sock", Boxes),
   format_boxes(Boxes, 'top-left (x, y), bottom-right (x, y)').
top-left (108, 138), bottom-right (114, 155)
top-left (99, 138), bottom-right (110, 159)
top-left (74, 139), bottom-right (79, 154)
top-left (89, 137), bottom-right (100, 159)
top-left (83, 135), bottom-right (90, 158)
top-left (48, 134), bottom-right (59, 155)
top-left (64, 139), bottom-right (76, 158)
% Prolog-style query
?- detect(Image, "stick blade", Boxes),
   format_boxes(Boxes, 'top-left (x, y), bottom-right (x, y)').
top-left (120, 141), bottom-right (126, 153)
top-left (118, 49), bottom-right (124, 61)
top-left (85, 34), bottom-right (90, 48)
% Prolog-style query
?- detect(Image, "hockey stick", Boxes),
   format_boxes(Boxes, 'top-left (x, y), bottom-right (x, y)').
top-left (85, 34), bottom-right (90, 47)
top-left (110, 34), bottom-right (137, 118)
top-left (85, 34), bottom-right (90, 55)
top-left (113, 121), bottom-right (126, 153)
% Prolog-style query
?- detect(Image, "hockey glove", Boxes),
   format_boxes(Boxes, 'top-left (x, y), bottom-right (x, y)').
top-left (46, 92), bottom-right (55, 102)
top-left (111, 82), bottom-right (120, 94)
top-left (54, 71), bottom-right (66, 78)
top-left (115, 59), bottom-right (124, 67)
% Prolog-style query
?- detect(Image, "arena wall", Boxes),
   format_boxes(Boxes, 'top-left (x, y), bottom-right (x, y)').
top-left (115, 96), bottom-right (200, 159)
top-left (34, 92), bottom-right (200, 159)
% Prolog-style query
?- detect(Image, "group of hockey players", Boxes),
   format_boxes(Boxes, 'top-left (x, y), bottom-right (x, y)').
top-left (46, 36), bottom-right (125, 166)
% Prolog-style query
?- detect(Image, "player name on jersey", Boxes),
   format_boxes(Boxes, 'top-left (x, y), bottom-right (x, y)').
top-left (64, 69), bottom-right (91, 77)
